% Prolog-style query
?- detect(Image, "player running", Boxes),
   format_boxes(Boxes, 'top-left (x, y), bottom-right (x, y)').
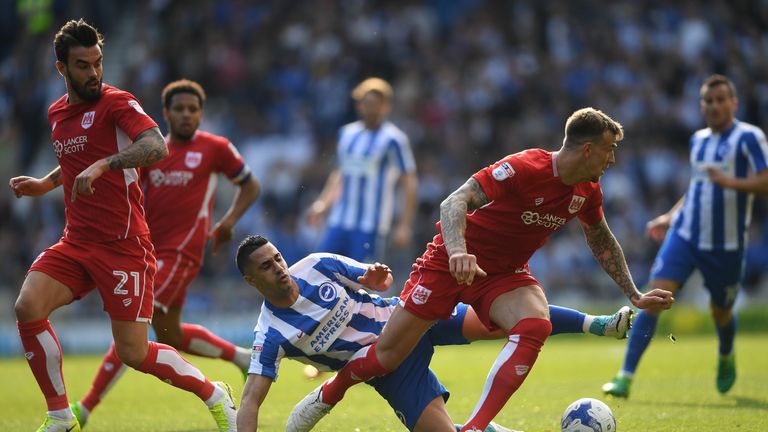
top-left (68, 78), bottom-right (260, 427)
top-left (287, 108), bottom-right (674, 432)
top-left (234, 235), bottom-right (633, 432)
top-left (603, 74), bottom-right (768, 398)
top-left (10, 21), bottom-right (236, 432)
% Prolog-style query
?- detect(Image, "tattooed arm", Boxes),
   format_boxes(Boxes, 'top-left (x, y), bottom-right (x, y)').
top-left (9, 166), bottom-right (62, 198)
top-left (581, 217), bottom-right (675, 310)
top-left (71, 127), bottom-right (167, 202)
top-left (440, 177), bottom-right (489, 285)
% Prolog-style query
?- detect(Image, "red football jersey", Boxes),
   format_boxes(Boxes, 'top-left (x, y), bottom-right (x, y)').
top-left (429, 149), bottom-right (604, 274)
top-left (48, 84), bottom-right (158, 242)
top-left (141, 130), bottom-right (249, 264)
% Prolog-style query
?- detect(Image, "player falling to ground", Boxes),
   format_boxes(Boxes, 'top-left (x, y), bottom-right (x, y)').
top-left (9, 20), bottom-right (237, 432)
top-left (233, 235), bottom-right (633, 432)
top-left (287, 108), bottom-right (675, 432)
top-left (603, 74), bottom-right (768, 398)
top-left (306, 78), bottom-right (418, 262)
top-left (68, 79), bottom-right (260, 427)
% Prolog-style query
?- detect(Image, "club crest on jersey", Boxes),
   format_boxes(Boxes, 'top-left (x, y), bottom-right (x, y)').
top-left (81, 111), bottom-right (95, 129)
top-left (318, 282), bottom-right (336, 302)
top-left (535, 197), bottom-right (544, 206)
top-left (492, 162), bottom-right (515, 181)
top-left (568, 195), bottom-right (586, 214)
top-left (185, 151), bottom-right (203, 168)
top-left (411, 285), bottom-right (432, 305)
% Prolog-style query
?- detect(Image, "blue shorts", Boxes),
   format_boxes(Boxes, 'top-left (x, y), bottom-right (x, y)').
top-left (651, 232), bottom-right (744, 308)
top-left (318, 227), bottom-right (382, 262)
top-left (366, 304), bottom-right (470, 430)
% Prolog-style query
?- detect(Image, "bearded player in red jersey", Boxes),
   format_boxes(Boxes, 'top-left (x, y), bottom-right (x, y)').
top-left (69, 79), bottom-right (261, 427)
top-left (9, 20), bottom-right (237, 432)
top-left (287, 108), bottom-right (675, 432)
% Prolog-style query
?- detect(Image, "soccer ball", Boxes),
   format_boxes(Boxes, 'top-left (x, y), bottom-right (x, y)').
top-left (561, 398), bottom-right (616, 431)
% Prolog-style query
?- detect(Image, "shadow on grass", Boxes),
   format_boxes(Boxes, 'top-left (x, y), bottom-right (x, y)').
top-left (619, 395), bottom-right (768, 411)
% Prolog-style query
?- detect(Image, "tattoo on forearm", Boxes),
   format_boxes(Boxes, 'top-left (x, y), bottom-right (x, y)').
top-left (440, 178), bottom-right (489, 255)
top-left (582, 219), bottom-right (639, 299)
top-left (48, 167), bottom-right (62, 187)
top-left (107, 128), bottom-right (167, 169)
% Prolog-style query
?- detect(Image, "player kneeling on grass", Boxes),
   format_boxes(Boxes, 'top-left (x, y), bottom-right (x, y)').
top-left (233, 235), bottom-right (633, 432)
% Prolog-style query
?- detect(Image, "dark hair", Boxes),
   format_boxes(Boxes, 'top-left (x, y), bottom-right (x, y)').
top-left (236, 235), bottom-right (269, 275)
top-left (161, 79), bottom-right (207, 109)
top-left (563, 107), bottom-right (624, 148)
top-left (53, 19), bottom-right (104, 63)
top-left (700, 74), bottom-right (737, 99)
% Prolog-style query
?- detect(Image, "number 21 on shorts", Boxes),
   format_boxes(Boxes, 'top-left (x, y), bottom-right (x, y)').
top-left (113, 270), bottom-right (141, 296)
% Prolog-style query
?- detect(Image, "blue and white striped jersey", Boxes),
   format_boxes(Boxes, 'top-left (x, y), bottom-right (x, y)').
top-left (672, 120), bottom-right (768, 251)
top-left (248, 253), bottom-right (399, 380)
top-left (327, 120), bottom-right (416, 235)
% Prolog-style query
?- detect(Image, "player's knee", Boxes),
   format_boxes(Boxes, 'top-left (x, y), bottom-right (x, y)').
top-left (14, 295), bottom-right (44, 321)
top-left (114, 343), bottom-right (146, 368)
top-left (511, 317), bottom-right (552, 347)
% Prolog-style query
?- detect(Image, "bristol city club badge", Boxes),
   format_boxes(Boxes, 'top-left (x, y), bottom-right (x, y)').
top-left (81, 111), bottom-right (95, 129)
top-left (185, 151), bottom-right (202, 169)
top-left (568, 195), bottom-right (586, 214)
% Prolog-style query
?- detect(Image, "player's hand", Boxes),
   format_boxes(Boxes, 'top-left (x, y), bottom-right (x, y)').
top-left (9, 176), bottom-right (50, 198)
top-left (210, 220), bottom-right (234, 256)
top-left (448, 252), bottom-right (487, 286)
top-left (706, 167), bottom-right (734, 189)
top-left (358, 262), bottom-right (392, 291)
top-left (305, 201), bottom-right (327, 228)
top-left (392, 223), bottom-right (411, 249)
top-left (72, 159), bottom-right (109, 202)
top-left (631, 288), bottom-right (675, 311)
top-left (645, 214), bottom-right (671, 243)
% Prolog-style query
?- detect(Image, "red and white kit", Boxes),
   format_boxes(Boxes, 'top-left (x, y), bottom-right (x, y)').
top-left (142, 130), bottom-right (250, 310)
top-left (31, 84), bottom-right (158, 321)
top-left (401, 149), bottom-right (604, 328)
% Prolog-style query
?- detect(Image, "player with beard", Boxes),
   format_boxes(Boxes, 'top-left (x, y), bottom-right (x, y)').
top-left (9, 20), bottom-right (236, 432)
top-left (70, 79), bottom-right (260, 427)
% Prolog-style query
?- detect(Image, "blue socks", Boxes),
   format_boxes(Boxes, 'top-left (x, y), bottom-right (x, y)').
top-left (621, 310), bottom-right (658, 375)
top-left (716, 316), bottom-right (736, 355)
top-left (548, 305), bottom-right (585, 335)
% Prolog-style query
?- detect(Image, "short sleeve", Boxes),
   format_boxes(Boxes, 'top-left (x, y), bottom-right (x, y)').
top-left (388, 134), bottom-right (416, 174)
top-left (248, 322), bottom-right (284, 380)
top-left (740, 129), bottom-right (768, 173)
top-left (216, 139), bottom-right (251, 184)
top-left (472, 155), bottom-right (522, 202)
top-left (109, 92), bottom-right (158, 140)
top-left (576, 186), bottom-right (604, 226)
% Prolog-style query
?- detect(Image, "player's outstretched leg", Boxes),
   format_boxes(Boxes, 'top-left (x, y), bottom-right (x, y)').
top-left (179, 323), bottom-right (251, 374)
top-left (549, 305), bottom-right (633, 338)
top-left (455, 421), bottom-right (524, 432)
top-left (589, 306), bottom-right (634, 339)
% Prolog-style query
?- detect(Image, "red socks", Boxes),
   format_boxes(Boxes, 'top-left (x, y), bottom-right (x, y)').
top-left (136, 341), bottom-right (215, 401)
top-left (18, 319), bottom-right (68, 411)
top-left (321, 342), bottom-right (392, 405)
top-left (180, 323), bottom-right (236, 361)
top-left (461, 318), bottom-right (552, 431)
top-left (81, 343), bottom-right (125, 411)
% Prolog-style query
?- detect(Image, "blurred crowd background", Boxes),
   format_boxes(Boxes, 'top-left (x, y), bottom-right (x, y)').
top-left (1, 0), bottom-right (767, 342)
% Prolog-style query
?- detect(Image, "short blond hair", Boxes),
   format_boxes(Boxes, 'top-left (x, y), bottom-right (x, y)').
top-left (564, 107), bottom-right (624, 148)
top-left (351, 77), bottom-right (393, 101)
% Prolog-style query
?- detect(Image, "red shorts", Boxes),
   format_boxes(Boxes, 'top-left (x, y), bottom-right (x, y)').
top-left (29, 235), bottom-right (156, 322)
top-left (152, 251), bottom-right (200, 312)
top-left (400, 263), bottom-right (541, 331)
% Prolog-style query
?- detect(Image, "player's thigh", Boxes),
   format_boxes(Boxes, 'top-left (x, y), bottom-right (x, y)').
top-left (348, 230), bottom-right (377, 262)
top-left (369, 339), bottom-right (450, 432)
top-left (317, 226), bottom-right (349, 256)
top-left (413, 396), bottom-right (454, 432)
top-left (376, 306), bottom-right (437, 370)
top-left (488, 285), bottom-right (548, 333)
top-left (88, 235), bottom-right (157, 322)
top-left (650, 232), bottom-right (696, 287)
top-left (15, 271), bottom-right (77, 320)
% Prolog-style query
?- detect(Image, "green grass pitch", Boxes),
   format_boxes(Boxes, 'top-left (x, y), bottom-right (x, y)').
top-left (1, 334), bottom-right (766, 431)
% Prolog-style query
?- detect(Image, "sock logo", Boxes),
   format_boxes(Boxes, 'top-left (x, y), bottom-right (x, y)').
top-left (25, 352), bottom-right (34, 360)
top-left (104, 362), bottom-right (114, 371)
top-left (514, 365), bottom-right (529, 375)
